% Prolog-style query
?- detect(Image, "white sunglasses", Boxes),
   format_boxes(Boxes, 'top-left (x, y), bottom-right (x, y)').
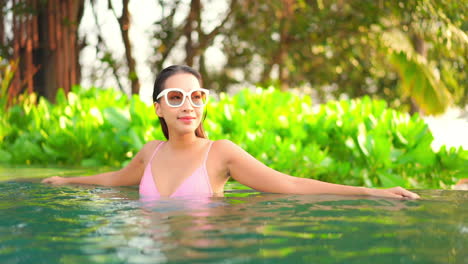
top-left (156, 88), bottom-right (209, 108)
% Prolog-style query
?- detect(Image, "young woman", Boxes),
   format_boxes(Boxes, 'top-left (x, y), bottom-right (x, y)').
top-left (42, 65), bottom-right (419, 199)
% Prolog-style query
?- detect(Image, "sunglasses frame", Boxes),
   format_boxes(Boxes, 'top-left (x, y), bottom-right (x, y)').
top-left (156, 88), bottom-right (210, 108)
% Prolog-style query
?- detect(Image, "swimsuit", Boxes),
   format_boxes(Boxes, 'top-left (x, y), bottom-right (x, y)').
top-left (139, 141), bottom-right (214, 198)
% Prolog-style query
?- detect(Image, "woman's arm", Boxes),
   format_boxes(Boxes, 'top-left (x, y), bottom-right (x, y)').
top-left (219, 140), bottom-right (419, 199)
top-left (41, 141), bottom-right (160, 187)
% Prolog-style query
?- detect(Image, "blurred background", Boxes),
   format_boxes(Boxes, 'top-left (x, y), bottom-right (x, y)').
top-left (1, 0), bottom-right (467, 148)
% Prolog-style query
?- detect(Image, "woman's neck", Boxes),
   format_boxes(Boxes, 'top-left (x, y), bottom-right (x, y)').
top-left (166, 133), bottom-right (201, 150)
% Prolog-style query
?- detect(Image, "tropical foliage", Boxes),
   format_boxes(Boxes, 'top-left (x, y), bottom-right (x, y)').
top-left (225, 0), bottom-right (467, 114)
top-left (1, 0), bottom-right (466, 114)
top-left (1, 87), bottom-right (466, 189)
top-left (0, 57), bottom-right (17, 109)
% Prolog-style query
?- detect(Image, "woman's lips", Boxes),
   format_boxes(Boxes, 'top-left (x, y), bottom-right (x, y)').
top-left (178, 116), bottom-right (195, 123)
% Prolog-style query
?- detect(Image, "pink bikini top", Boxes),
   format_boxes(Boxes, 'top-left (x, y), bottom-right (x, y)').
top-left (139, 141), bottom-right (214, 198)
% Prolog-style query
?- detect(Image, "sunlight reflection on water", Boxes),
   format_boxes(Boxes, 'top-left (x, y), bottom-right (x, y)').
top-left (0, 168), bottom-right (466, 264)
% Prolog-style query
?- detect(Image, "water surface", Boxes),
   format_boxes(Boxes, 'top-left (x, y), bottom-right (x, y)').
top-left (0, 167), bottom-right (466, 264)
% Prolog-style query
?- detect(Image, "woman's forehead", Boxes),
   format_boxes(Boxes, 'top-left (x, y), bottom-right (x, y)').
top-left (164, 73), bottom-right (200, 90)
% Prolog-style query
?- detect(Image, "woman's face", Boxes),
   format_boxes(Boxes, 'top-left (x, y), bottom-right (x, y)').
top-left (155, 73), bottom-right (205, 137)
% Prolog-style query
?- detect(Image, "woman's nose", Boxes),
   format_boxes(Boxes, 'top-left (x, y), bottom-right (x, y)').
top-left (181, 95), bottom-right (194, 110)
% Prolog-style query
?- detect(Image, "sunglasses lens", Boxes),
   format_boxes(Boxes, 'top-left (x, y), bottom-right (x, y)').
top-left (167, 90), bottom-right (184, 106)
top-left (190, 90), bottom-right (208, 107)
top-left (163, 89), bottom-right (208, 107)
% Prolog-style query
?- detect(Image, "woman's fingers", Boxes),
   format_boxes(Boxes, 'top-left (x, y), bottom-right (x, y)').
top-left (367, 187), bottom-right (420, 199)
top-left (388, 187), bottom-right (420, 199)
top-left (41, 176), bottom-right (67, 185)
top-left (41, 176), bottom-right (56, 183)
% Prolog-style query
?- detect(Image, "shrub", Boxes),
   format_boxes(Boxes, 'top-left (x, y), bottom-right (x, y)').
top-left (1, 86), bottom-right (466, 188)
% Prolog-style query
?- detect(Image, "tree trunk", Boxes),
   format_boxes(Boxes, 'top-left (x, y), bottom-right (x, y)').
top-left (411, 33), bottom-right (428, 57)
top-left (117, 0), bottom-right (140, 94)
top-left (278, 0), bottom-right (293, 91)
top-left (0, 3), bottom-right (4, 51)
top-left (35, 9), bottom-right (52, 99)
top-left (10, 0), bottom-right (84, 102)
top-left (409, 33), bottom-right (427, 115)
top-left (278, 24), bottom-right (289, 91)
top-left (184, 0), bottom-right (200, 67)
top-left (183, 0), bottom-right (236, 68)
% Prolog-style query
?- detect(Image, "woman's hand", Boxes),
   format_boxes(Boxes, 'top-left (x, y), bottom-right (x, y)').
top-left (365, 186), bottom-right (420, 199)
top-left (41, 176), bottom-right (70, 185)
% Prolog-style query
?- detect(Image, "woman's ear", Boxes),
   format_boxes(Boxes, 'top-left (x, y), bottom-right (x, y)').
top-left (154, 102), bottom-right (163, 117)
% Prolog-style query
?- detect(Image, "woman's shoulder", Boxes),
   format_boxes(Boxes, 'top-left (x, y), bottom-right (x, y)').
top-left (211, 139), bottom-right (236, 147)
top-left (210, 139), bottom-right (242, 155)
top-left (139, 140), bottom-right (165, 156)
top-left (209, 139), bottom-right (251, 164)
top-left (143, 139), bottom-right (165, 148)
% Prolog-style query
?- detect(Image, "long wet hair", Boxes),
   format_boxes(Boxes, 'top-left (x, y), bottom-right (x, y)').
top-left (152, 65), bottom-right (207, 140)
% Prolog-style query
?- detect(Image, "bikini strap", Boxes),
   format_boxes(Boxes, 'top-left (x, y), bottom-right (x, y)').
top-left (203, 141), bottom-right (214, 165)
top-left (149, 141), bottom-right (165, 162)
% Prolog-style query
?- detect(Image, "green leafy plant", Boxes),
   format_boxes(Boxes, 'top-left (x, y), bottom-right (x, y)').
top-left (0, 58), bottom-right (18, 109)
top-left (1, 86), bottom-right (466, 188)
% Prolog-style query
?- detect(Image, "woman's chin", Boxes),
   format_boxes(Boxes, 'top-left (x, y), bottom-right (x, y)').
top-left (175, 127), bottom-right (198, 136)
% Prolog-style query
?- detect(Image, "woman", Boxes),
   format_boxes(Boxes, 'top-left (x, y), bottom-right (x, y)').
top-left (42, 65), bottom-right (419, 199)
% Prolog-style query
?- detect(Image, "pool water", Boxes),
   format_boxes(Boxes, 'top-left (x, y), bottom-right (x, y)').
top-left (0, 168), bottom-right (467, 263)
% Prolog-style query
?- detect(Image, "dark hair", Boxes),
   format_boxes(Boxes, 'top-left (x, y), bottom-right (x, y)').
top-left (153, 65), bottom-right (207, 140)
